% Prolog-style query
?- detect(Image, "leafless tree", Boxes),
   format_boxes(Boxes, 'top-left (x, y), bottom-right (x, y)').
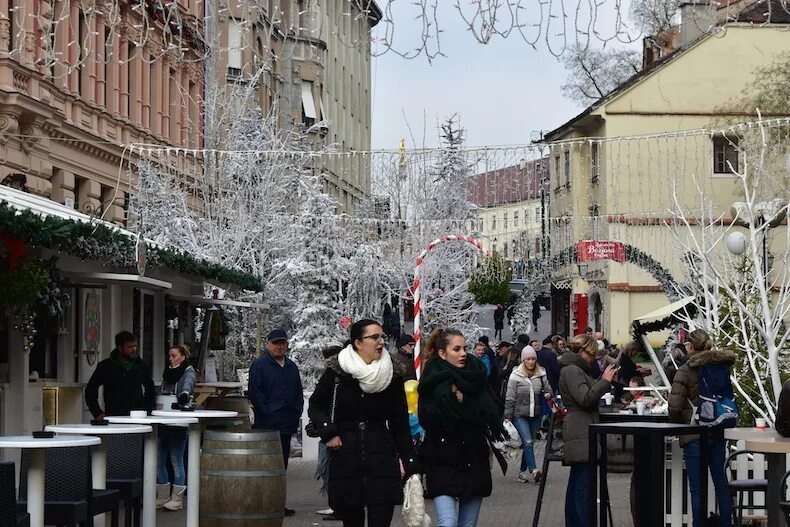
top-left (561, 46), bottom-right (642, 105)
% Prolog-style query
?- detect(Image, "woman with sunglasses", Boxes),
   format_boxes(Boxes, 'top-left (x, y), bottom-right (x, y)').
top-left (308, 319), bottom-right (419, 527)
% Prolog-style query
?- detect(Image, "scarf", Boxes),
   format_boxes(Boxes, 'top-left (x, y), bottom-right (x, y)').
top-left (162, 362), bottom-right (188, 385)
top-left (418, 355), bottom-right (507, 442)
top-left (337, 344), bottom-right (394, 394)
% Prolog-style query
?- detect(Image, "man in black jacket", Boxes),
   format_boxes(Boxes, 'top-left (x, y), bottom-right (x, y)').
top-left (776, 378), bottom-right (790, 437)
top-left (85, 331), bottom-right (156, 419)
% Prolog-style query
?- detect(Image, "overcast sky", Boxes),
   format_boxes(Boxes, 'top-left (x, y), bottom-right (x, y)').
top-left (369, 1), bottom-right (640, 150)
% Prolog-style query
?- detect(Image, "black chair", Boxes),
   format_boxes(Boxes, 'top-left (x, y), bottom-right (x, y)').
top-left (0, 461), bottom-right (29, 526)
top-left (105, 434), bottom-right (144, 527)
top-left (779, 469), bottom-right (790, 526)
top-left (18, 446), bottom-right (120, 527)
top-left (726, 449), bottom-right (769, 526)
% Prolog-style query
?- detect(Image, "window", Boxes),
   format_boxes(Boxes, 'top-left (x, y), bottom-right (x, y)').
top-left (300, 82), bottom-right (317, 125)
top-left (491, 216), bottom-right (496, 231)
top-left (227, 19), bottom-right (243, 75)
top-left (513, 211), bottom-right (519, 227)
top-left (554, 155), bottom-right (560, 188)
top-left (524, 208), bottom-right (530, 224)
top-left (504, 243), bottom-right (509, 258)
top-left (563, 150), bottom-right (571, 186)
top-left (503, 212), bottom-right (508, 229)
top-left (713, 135), bottom-right (739, 174)
top-left (590, 142), bottom-right (600, 182)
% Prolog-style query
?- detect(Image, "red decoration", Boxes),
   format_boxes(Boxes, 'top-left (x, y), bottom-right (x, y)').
top-left (0, 230), bottom-right (26, 270)
top-left (339, 315), bottom-right (352, 330)
top-left (576, 240), bottom-right (626, 264)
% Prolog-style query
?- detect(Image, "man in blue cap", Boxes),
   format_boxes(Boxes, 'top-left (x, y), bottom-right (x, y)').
top-left (249, 328), bottom-right (303, 516)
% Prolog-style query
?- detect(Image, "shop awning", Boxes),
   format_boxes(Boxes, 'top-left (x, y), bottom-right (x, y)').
top-left (0, 186), bottom-right (263, 291)
top-left (63, 271), bottom-right (173, 290)
top-left (633, 296), bottom-right (696, 324)
top-left (168, 293), bottom-right (265, 309)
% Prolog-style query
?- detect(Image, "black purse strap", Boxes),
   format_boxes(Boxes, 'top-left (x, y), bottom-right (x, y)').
top-left (330, 377), bottom-right (340, 424)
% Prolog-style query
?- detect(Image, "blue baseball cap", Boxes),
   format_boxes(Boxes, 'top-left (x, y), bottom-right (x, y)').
top-left (266, 329), bottom-right (288, 342)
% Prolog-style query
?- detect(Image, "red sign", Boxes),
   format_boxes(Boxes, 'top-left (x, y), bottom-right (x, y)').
top-left (576, 240), bottom-right (626, 263)
top-left (339, 315), bottom-right (352, 330)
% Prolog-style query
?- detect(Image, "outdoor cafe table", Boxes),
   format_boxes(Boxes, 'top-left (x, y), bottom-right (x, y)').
top-left (588, 421), bottom-right (710, 527)
top-left (105, 415), bottom-right (198, 527)
top-left (0, 435), bottom-right (101, 527)
top-left (45, 423), bottom-right (152, 527)
top-left (725, 428), bottom-right (790, 527)
top-left (152, 409), bottom-right (238, 527)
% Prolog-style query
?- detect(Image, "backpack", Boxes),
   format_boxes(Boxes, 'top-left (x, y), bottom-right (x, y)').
top-left (691, 363), bottom-right (738, 428)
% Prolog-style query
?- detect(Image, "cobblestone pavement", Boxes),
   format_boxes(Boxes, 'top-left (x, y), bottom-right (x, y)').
top-left (156, 439), bottom-right (634, 527)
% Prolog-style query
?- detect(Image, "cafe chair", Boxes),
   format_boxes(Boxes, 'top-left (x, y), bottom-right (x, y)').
top-left (779, 469), bottom-right (790, 526)
top-left (105, 434), bottom-right (144, 527)
top-left (0, 462), bottom-right (30, 526)
top-left (725, 449), bottom-right (768, 526)
top-left (18, 446), bottom-right (120, 527)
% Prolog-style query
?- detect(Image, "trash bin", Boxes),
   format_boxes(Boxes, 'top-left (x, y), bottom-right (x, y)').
top-left (199, 430), bottom-right (285, 526)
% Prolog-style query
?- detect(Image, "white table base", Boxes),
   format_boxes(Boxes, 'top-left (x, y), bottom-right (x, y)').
top-left (187, 425), bottom-right (201, 527)
top-left (142, 426), bottom-right (158, 527)
top-left (92, 443), bottom-right (107, 527)
top-left (28, 449), bottom-right (45, 527)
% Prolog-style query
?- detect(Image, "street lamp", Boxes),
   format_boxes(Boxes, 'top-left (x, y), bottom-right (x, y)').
top-left (729, 199), bottom-right (788, 278)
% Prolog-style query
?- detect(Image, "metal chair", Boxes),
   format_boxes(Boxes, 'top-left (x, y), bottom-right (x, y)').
top-left (0, 461), bottom-right (29, 526)
top-left (18, 446), bottom-right (120, 527)
top-left (726, 449), bottom-right (769, 526)
top-left (779, 470), bottom-right (790, 526)
top-left (105, 434), bottom-right (144, 527)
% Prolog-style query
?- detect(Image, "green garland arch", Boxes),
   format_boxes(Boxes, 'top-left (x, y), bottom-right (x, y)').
top-left (511, 243), bottom-right (681, 336)
top-left (0, 203), bottom-right (263, 292)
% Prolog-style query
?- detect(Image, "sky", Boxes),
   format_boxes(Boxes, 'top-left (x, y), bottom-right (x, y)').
top-left (369, 1), bottom-right (641, 150)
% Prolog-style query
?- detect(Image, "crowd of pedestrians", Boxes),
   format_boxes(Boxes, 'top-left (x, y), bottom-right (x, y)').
top-left (84, 309), bottom-right (748, 527)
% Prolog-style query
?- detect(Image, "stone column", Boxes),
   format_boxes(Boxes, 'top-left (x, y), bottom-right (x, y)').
top-left (140, 49), bottom-right (150, 129)
top-left (128, 40), bottom-right (142, 123)
top-left (50, 168), bottom-right (75, 206)
top-left (0, 0), bottom-right (9, 54)
top-left (161, 56), bottom-right (170, 140)
top-left (52, 0), bottom-right (68, 88)
top-left (68, 0), bottom-right (79, 93)
top-left (118, 34), bottom-right (128, 117)
top-left (95, 14), bottom-right (106, 108)
top-left (150, 48), bottom-right (161, 136)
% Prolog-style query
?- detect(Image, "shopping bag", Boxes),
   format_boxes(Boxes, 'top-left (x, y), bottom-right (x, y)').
top-left (402, 475), bottom-right (431, 527)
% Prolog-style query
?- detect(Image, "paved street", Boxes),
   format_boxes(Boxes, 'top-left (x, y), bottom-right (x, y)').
top-left (156, 439), bottom-right (634, 527)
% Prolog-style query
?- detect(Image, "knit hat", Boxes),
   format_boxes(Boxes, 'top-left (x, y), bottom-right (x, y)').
top-left (397, 333), bottom-right (416, 348)
top-left (521, 345), bottom-right (537, 361)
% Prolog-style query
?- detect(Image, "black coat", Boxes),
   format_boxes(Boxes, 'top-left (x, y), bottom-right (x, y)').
top-left (418, 363), bottom-right (493, 499)
top-left (307, 355), bottom-right (417, 512)
top-left (85, 350), bottom-right (156, 418)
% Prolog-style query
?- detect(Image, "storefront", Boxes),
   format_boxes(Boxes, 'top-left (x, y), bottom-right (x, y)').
top-left (0, 186), bottom-right (261, 444)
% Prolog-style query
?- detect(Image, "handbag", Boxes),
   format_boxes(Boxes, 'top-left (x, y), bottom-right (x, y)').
top-left (539, 378), bottom-right (552, 416)
top-left (306, 376), bottom-right (341, 438)
top-left (402, 474), bottom-right (431, 527)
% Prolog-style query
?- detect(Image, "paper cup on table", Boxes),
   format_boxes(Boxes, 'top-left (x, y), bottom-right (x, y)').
top-left (603, 393), bottom-right (614, 406)
top-left (635, 401), bottom-right (647, 416)
top-left (756, 418), bottom-right (766, 430)
top-left (129, 410), bottom-right (147, 418)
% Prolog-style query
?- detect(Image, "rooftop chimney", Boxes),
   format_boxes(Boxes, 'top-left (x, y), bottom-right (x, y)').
top-left (679, 1), bottom-right (718, 47)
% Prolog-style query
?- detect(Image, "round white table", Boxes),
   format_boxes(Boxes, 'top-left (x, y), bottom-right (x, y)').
top-left (45, 424), bottom-right (152, 527)
top-left (743, 433), bottom-right (790, 527)
top-left (151, 410), bottom-right (238, 526)
top-left (0, 435), bottom-right (101, 527)
top-left (105, 415), bottom-right (198, 527)
top-left (724, 427), bottom-right (773, 441)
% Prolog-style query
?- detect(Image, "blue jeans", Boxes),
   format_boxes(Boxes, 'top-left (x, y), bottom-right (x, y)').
top-left (683, 438), bottom-right (732, 527)
top-left (513, 416), bottom-right (542, 472)
top-left (157, 435), bottom-right (187, 486)
top-left (434, 495), bottom-right (483, 527)
top-left (564, 463), bottom-right (590, 527)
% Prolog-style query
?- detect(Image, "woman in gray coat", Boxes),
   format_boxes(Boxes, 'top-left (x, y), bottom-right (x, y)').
top-left (156, 345), bottom-right (197, 511)
top-left (558, 334), bottom-right (617, 527)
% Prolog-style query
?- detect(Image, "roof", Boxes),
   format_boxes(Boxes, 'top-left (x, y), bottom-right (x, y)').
top-left (0, 185), bottom-right (263, 291)
top-left (543, 1), bottom-right (790, 142)
top-left (468, 158), bottom-right (547, 208)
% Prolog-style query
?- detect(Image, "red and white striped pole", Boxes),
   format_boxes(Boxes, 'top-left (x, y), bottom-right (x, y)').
top-left (412, 234), bottom-right (486, 380)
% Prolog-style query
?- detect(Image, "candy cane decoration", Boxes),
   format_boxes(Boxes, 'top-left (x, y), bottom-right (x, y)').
top-left (412, 233), bottom-right (487, 379)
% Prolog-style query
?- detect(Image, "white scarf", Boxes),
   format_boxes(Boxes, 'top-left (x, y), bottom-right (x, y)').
top-left (337, 344), bottom-right (394, 394)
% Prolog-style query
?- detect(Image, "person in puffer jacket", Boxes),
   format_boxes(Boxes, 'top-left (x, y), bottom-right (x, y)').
top-left (503, 346), bottom-right (550, 483)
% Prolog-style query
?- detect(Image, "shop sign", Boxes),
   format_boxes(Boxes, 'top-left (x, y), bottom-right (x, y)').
top-left (576, 240), bottom-right (626, 263)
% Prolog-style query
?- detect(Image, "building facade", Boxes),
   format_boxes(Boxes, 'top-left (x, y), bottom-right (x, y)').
top-left (469, 159), bottom-right (546, 272)
top-left (543, 3), bottom-right (790, 343)
top-left (211, 0), bottom-right (381, 212)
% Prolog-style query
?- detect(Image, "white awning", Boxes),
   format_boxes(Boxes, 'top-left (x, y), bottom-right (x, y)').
top-left (63, 272), bottom-right (172, 290)
top-left (301, 81), bottom-right (317, 119)
top-left (168, 293), bottom-right (264, 309)
top-left (633, 296), bottom-right (696, 324)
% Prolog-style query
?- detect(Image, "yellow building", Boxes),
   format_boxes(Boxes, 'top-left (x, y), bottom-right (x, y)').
top-left (543, 4), bottom-right (790, 344)
top-left (469, 160), bottom-right (546, 270)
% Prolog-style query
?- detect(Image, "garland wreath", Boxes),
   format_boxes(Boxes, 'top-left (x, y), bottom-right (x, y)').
top-left (0, 202), bottom-right (263, 292)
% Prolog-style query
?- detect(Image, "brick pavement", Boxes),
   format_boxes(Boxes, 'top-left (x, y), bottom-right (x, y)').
top-left (156, 440), bottom-right (634, 527)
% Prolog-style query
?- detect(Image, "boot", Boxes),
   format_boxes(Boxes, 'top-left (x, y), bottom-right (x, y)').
top-left (156, 484), bottom-right (170, 509)
top-left (163, 485), bottom-right (186, 511)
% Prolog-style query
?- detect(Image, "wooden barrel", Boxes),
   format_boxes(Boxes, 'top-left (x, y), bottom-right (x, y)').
top-left (204, 396), bottom-right (252, 430)
top-left (199, 430), bottom-right (285, 527)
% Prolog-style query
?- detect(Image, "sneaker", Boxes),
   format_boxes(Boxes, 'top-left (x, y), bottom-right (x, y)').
top-left (532, 469), bottom-right (542, 483)
top-left (285, 508), bottom-right (296, 517)
top-left (317, 509), bottom-right (334, 515)
top-left (517, 470), bottom-right (530, 482)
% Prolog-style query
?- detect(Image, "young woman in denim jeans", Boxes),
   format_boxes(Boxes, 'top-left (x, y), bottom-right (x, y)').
top-left (418, 328), bottom-right (507, 527)
top-left (503, 346), bottom-right (548, 483)
top-left (668, 329), bottom-right (735, 527)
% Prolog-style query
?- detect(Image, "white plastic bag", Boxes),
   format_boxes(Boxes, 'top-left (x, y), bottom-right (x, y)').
top-left (402, 474), bottom-right (431, 527)
top-left (504, 420), bottom-right (521, 448)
